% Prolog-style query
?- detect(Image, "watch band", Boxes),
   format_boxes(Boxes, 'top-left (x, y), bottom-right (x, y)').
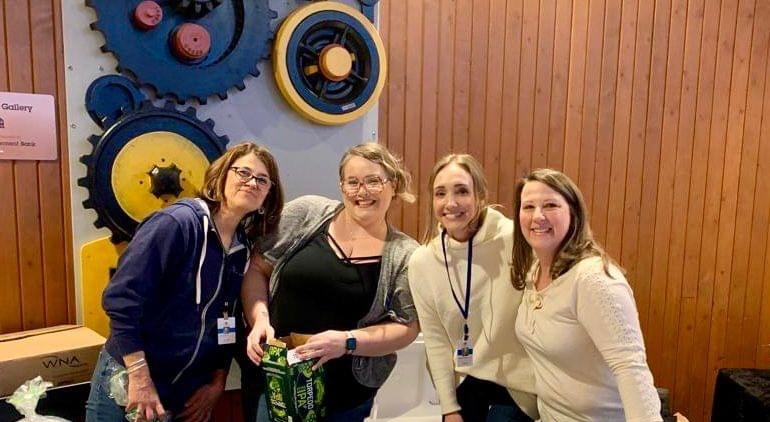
top-left (345, 331), bottom-right (356, 355)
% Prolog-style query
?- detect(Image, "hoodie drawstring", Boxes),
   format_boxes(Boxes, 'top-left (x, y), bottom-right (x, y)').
top-left (194, 199), bottom-right (211, 306)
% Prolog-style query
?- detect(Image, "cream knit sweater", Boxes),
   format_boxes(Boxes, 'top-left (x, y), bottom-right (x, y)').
top-left (408, 208), bottom-right (537, 418)
top-left (515, 256), bottom-right (662, 421)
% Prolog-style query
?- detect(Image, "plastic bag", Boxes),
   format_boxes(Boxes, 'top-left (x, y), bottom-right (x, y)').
top-left (6, 376), bottom-right (70, 422)
top-left (106, 361), bottom-right (166, 422)
top-left (105, 359), bottom-right (129, 408)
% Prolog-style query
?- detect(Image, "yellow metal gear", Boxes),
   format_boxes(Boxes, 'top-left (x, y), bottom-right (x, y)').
top-left (111, 131), bottom-right (209, 222)
top-left (81, 236), bottom-right (126, 337)
top-left (273, 1), bottom-right (387, 125)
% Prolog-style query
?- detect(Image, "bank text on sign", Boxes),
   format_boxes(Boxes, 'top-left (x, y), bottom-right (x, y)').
top-left (0, 91), bottom-right (57, 161)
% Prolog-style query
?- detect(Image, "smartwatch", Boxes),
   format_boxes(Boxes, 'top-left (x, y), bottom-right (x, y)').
top-left (345, 331), bottom-right (357, 355)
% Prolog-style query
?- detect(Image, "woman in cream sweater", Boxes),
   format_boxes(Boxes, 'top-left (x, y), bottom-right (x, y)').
top-left (512, 168), bottom-right (661, 421)
top-left (408, 154), bottom-right (537, 422)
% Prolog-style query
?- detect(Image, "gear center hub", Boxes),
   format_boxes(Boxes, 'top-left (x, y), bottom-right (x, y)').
top-left (133, 1), bottom-right (163, 30)
top-left (319, 44), bottom-right (353, 82)
top-left (148, 164), bottom-right (184, 198)
top-left (172, 23), bottom-right (212, 61)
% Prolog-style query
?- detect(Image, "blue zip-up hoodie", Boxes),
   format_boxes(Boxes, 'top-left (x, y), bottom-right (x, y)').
top-left (103, 198), bottom-right (250, 413)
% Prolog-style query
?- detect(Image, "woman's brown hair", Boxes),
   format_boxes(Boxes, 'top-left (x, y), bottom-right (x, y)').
top-left (511, 168), bottom-right (615, 290)
top-left (200, 142), bottom-right (284, 244)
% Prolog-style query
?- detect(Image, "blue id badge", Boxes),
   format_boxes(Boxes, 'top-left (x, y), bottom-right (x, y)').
top-left (217, 316), bottom-right (236, 345)
top-left (455, 338), bottom-right (474, 367)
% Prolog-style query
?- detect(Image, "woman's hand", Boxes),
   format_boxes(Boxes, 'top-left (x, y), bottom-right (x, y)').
top-left (443, 412), bottom-right (464, 422)
top-left (294, 330), bottom-right (348, 369)
top-left (177, 370), bottom-right (227, 422)
top-left (127, 366), bottom-right (166, 421)
top-left (246, 316), bottom-right (275, 365)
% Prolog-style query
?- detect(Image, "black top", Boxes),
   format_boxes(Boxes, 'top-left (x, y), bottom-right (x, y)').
top-left (271, 221), bottom-right (381, 411)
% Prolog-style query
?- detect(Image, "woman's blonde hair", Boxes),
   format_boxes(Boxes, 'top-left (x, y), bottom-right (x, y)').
top-left (420, 154), bottom-right (489, 244)
top-left (510, 168), bottom-right (616, 290)
top-left (338, 143), bottom-right (416, 203)
top-left (200, 142), bottom-right (284, 243)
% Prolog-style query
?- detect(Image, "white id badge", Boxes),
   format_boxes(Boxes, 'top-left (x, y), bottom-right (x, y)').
top-left (455, 339), bottom-right (474, 367)
top-left (217, 316), bottom-right (236, 345)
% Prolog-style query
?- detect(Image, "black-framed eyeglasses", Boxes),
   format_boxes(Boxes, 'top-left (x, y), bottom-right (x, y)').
top-left (341, 175), bottom-right (389, 195)
top-left (230, 167), bottom-right (272, 189)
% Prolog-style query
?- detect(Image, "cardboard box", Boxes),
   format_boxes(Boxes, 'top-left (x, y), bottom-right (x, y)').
top-left (0, 325), bottom-right (105, 398)
top-left (262, 334), bottom-right (326, 422)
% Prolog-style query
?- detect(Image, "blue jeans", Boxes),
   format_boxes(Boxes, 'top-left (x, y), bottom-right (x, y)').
top-left (85, 349), bottom-right (127, 422)
top-left (257, 394), bottom-right (374, 422)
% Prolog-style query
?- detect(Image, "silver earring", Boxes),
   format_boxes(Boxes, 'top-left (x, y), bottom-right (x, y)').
top-left (257, 207), bottom-right (265, 215)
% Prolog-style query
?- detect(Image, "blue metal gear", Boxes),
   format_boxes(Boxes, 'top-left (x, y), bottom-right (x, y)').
top-left (85, 74), bottom-right (145, 129)
top-left (86, 0), bottom-right (277, 104)
top-left (78, 100), bottom-right (229, 243)
top-left (357, 0), bottom-right (379, 22)
top-left (286, 10), bottom-right (383, 114)
top-left (171, 0), bottom-right (224, 18)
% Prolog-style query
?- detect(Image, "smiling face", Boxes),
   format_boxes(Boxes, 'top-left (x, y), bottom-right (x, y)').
top-left (432, 163), bottom-right (478, 242)
top-left (339, 155), bottom-right (394, 225)
top-left (222, 153), bottom-right (271, 217)
top-left (518, 180), bottom-right (572, 262)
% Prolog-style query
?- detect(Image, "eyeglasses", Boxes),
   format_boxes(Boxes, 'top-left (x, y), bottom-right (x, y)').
top-left (341, 175), bottom-right (389, 195)
top-left (230, 167), bottom-right (273, 189)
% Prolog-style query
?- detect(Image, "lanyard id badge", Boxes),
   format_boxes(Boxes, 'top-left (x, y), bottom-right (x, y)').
top-left (217, 302), bottom-right (236, 345)
top-left (441, 230), bottom-right (476, 368)
top-left (455, 337), bottom-right (474, 367)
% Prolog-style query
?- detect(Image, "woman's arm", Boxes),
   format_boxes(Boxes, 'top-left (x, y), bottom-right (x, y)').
top-left (350, 319), bottom-right (420, 355)
top-left (410, 280), bottom-right (462, 415)
top-left (106, 211), bottom-right (199, 420)
top-left (294, 320), bottom-right (419, 369)
top-left (104, 213), bottom-right (183, 420)
top-left (577, 269), bottom-right (663, 421)
top-left (241, 253), bottom-right (275, 364)
top-left (123, 351), bottom-right (166, 421)
top-left (104, 213), bottom-right (184, 358)
top-left (407, 252), bottom-right (463, 416)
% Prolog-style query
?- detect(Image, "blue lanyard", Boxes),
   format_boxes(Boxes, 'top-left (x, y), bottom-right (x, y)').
top-left (440, 229), bottom-right (474, 342)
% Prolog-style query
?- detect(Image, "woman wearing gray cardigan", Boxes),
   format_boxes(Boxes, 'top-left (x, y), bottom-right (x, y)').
top-left (241, 143), bottom-right (420, 422)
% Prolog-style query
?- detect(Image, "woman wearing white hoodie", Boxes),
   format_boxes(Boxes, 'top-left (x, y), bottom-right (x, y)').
top-left (408, 154), bottom-right (537, 422)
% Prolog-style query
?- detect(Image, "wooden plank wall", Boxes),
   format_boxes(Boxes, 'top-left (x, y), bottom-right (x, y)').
top-left (0, 0), bottom-right (75, 333)
top-left (379, 0), bottom-right (770, 420)
top-left (4, 0), bottom-right (769, 420)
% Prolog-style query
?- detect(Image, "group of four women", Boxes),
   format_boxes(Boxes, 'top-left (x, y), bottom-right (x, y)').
top-left (86, 141), bottom-right (662, 422)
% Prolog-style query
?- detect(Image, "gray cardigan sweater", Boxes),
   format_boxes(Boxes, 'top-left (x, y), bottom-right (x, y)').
top-left (257, 195), bottom-right (419, 388)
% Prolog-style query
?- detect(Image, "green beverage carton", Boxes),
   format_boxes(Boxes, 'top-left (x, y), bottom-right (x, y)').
top-left (262, 334), bottom-right (326, 422)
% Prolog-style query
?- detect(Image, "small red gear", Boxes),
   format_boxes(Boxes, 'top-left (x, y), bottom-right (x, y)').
top-left (133, 1), bottom-right (163, 30)
top-left (172, 23), bottom-right (211, 61)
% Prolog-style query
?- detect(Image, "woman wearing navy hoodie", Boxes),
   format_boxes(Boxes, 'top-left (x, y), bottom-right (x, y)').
top-left (86, 143), bottom-right (284, 422)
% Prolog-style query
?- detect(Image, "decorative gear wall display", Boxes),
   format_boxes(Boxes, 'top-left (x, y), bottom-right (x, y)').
top-left (357, 0), bottom-right (380, 23)
top-left (86, 0), bottom-right (277, 103)
top-left (273, 1), bottom-right (387, 125)
top-left (170, 0), bottom-right (224, 18)
top-left (85, 74), bottom-right (145, 128)
top-left (79, 99), bottom-right (228, 243)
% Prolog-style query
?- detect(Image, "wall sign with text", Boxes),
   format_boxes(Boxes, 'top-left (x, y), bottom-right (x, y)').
top-left (0, 91), bottom-right (57, 161)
